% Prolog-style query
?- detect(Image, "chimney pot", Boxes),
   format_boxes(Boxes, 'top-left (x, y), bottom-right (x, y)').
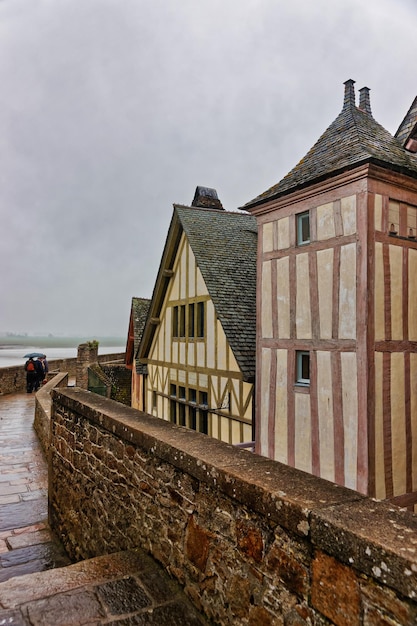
top-left (359, 86), bottom-right (372, 116)
top-left (191, 186), bottom-right (224, 210)
top-left (343, 79), bottom-right (356, 109)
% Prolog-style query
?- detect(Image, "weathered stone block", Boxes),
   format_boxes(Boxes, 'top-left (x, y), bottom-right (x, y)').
top-left (311, 550), bottom-right (360, 626)
top-left (185, 515), bottom-right (213, 572)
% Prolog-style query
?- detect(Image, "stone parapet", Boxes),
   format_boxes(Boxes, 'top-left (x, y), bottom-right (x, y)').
top-left (49, 387), bottom-right (417, 626)
top-left (0, 353), bottom-right (125, 396)
top-left (34, 372), bottom-right (69, 453)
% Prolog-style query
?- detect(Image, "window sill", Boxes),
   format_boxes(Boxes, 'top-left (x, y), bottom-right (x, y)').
top-left (294, 383), bottom-right (310, 394)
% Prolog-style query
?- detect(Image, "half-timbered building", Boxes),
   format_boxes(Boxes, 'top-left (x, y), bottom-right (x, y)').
top-left (244, 80), bottom-right (417, 505)
top-left (137, 187), bottom-right (257, 445)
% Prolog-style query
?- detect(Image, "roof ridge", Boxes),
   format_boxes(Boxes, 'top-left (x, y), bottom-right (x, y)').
top-left (174, 203), bottom-right (250, 216)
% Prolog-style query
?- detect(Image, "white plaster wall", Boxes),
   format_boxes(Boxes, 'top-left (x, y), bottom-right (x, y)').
top-left (391, 352), bottom-right (406, 496)
top-left (341, 195), bottom-right (356, 236)
top-left (274, 349), bottom-right (288, 464)
top-left (217, 320), bottom-right (227, 371)
top-left (317, 248), bottom-right (333, 339)
top-left (296, 253), bottom-right (312, 338)
top-left (411, 353), bottom-right (417, 492)
top-left (206, 301), bottom-right (215, 369)
top-left (341, 352), bottom-right (358, 491)
top-left (277, 257), bottom-right (290, 339)
top-left (277, 217), bottom-right (290, 250)
top-left (263, 222), bottom-right (274, 253)
top-left (390, 245), bottom-right (403, 341)
top-left (317, 351), bottom-right (334, 482)
top-left (338, 243), bottom-right (356, 339)
top-left (316, 202), bottom-right (335, 240)
top-left (374, 351), bottom-right (390, 499)
top-left (262, 261), bottom-right (273, 338)
top-left (294, 393), bottom-right (312, 473)
top-left (374, 194), bottom-right (383, 232)
top-left (260, 348), bottom-right (271, 455)
top-left (374, 242), bottom-right (385, 342)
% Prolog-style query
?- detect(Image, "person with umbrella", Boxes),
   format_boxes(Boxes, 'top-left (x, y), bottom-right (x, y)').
top-left (23, 352), bottom-right (47, 393)
top-left (24, 357), bottom-right (38, 393)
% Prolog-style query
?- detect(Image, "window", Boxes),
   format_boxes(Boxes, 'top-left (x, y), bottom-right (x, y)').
top-left (189, 389), bottom-right (197, 430)
top-left (199, 391), bottom-right (208, 434)
top-left (297, 211), bottom-right (310, 245)
top-left (179, 403), bottom-right (186, 426)
top-left (179, 305), bottom-right (186, 337)
top-left (172, 307), bottom-right (179, 338)
top-left (296, 351), bottom-right (310, 385)
top-left (168, 384), bottom-right (209, 433)
top-left (188, 303), bottom-right (195, 338)
top-left (152, 391), bottom-right (157, 410)
top-left (197, 302), bottom-right (205, 338)
top-left (171, 302), bottom-right (205, 340)
top-left (170, 384), bottom-right (177, 423)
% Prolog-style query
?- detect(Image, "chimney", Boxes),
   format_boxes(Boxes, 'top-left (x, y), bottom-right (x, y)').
top-left (359, 86), bottom-right (372, 116)
top-left (191, 186), bottom-right (224, 210)
top-left (343, 79), bottom-right (356, 109)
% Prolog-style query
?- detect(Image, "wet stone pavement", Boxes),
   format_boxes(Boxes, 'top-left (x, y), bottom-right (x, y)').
top-left (0, 392), bottom-right (70, 582)
top-left (0, 392), bottom-right (210, 625)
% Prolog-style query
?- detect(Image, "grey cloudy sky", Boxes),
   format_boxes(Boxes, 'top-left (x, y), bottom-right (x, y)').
top-left (1, 0), bottom-right (416, 337)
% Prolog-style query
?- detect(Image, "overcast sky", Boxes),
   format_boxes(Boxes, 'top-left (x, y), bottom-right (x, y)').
top-left (1, 0), bottom-right (416, 337)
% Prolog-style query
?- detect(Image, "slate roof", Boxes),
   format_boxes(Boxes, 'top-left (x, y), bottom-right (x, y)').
top-left (138, 204), bottom-right (257, 382)
top-left (395, 95), bottom-right (417, 146)
top-left (244, 80), bottom-right (417, 210)
top-left (126, 297), bottom-right (151, 374)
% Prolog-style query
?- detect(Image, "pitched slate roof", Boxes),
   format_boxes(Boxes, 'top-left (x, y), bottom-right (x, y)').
top-left (138, 201), bottom-right (257, 382)
top-left (125, 297), bottom-right (151, 374)
top-left (131, 298), bottom-right (151, 353)
top-left (244, 80), bottom-right (417, 209)
top-left (395, 95), bottom-right (417, 148)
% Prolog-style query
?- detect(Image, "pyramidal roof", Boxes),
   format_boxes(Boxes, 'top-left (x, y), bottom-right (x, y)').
top-left (244, 80), bottom-right (417, 209)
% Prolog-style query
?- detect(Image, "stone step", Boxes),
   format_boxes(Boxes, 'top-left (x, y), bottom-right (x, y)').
top-left (0, 548), bottom-right (210, 625)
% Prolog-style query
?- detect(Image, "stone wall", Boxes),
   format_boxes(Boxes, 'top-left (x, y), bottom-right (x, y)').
top-left (0, 352), bottom-right (125, 396)
top-left (49, 387), bottom-right (417, 626)
top-left (101, 364), bottom-right (131, 405)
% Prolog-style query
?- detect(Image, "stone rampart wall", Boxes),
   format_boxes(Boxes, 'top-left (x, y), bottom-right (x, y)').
top-left (34, 372), bottom-right (69, 453)
top-left (0, 353), bottom-right (125, 396)
top-left (49, 387), bottom-right (417, 626)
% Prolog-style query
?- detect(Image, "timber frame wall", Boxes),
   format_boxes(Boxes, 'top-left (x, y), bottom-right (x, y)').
top-left (145, 232), bottom-right (253, 445)
top-left (251, 164), bottom-right (417, 504)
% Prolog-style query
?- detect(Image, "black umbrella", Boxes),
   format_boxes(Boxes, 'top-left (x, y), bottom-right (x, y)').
top-left (23, 352), bottom-right (46, 359)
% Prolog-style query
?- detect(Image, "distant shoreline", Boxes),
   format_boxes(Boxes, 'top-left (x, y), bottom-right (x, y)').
top-left (0, 336), bottom-right (125, 349)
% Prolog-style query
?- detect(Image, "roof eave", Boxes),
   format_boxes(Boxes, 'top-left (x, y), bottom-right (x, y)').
top-left (137, 209), bottom-right (182, 360)
top-left (242, 157), bottom-right (417, 212)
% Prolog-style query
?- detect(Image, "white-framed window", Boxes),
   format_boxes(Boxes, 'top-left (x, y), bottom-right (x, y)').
top-left (296, 351), bottom-right (310, 385)
top-left (297, 211), bottom-right (310, 245)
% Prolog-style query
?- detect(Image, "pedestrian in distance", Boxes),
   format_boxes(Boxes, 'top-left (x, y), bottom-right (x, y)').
top-left (24, 358), bottom-right (38, 393)
top-left (41, 355), bottom-right (49, 383)
top-left (34, 358), bottom-right (44, 391)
